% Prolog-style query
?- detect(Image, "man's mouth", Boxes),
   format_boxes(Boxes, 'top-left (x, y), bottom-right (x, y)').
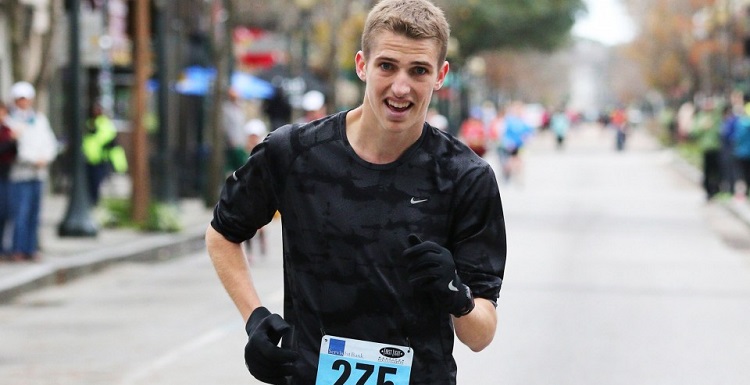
top-left (386, 99), bottom-right (412, 112)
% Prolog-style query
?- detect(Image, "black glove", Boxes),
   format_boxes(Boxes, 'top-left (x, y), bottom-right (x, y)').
top-left (402, 234), bottom-right (475, 317)
top-left (244, 306), bottom-right (298, 384)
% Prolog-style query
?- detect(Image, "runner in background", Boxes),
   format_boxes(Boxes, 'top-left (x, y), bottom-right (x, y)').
top-left (498, 101), bottom-right (533, 184)
top-left (610, 107), bottom-right (628, 151)
top-left (459, 107), bottom-right (488, 157)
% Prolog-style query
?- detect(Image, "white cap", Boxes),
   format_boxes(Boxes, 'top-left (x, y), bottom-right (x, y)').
top-left (301, 90), bottom-right (325, 112)
top-left (10, 81), bottom-right (36, 100)
top-left (244, 119), bottom-right (268, 137)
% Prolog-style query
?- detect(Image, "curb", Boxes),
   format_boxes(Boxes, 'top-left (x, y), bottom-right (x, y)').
top-left (0, 223), bottom-right (207, 304)
top-left (721, 198), bottom-right (750, 227)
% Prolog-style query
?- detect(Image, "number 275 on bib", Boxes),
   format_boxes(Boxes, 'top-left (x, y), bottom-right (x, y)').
top-left (315, 335), bottom-right (414, 385)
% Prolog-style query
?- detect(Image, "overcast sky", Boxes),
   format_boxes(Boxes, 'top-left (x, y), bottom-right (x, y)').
top-left (573, 0), bottom-right (636, 45)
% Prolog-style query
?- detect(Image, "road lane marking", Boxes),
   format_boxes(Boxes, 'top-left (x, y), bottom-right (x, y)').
top-left (119, 288), bottom-right (285, 385)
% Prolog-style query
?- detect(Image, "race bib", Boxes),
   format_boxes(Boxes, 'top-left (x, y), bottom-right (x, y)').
top-left (315, 335), bottom-right (413, 385)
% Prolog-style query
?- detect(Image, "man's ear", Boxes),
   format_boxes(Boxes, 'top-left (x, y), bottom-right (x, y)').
top-left (355, 51), bottom-right (367, 81)
top-left (434, 61), bottom-right (450, 91)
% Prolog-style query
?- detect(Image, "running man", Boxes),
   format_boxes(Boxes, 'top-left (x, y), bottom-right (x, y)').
top-left (205, 1), bottom-right (507, 383)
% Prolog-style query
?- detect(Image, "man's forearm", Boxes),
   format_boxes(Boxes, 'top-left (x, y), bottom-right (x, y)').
top-left (205, 225), bottom-right (262, 321)
top-left (453, 298), bottom-right (497, 352)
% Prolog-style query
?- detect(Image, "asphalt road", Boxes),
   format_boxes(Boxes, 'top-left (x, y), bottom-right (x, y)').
top-left (457, 125), bottom-right (750, 384)
top-left (1, 124), bottom-right (749, 385)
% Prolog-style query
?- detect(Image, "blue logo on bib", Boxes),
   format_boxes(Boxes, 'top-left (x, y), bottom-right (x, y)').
top-left (328, 338), bottom-right (346, 356)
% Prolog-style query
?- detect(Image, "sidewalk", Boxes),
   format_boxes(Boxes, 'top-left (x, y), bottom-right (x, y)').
top-left (0, 175), bottom-right (214, 303)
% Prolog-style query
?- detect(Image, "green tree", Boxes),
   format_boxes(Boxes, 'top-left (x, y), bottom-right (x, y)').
top-left (442, 0), bottom-right (587, 57)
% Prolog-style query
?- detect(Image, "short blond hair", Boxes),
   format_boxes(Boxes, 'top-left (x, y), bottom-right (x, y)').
top-left (361, 0), bottom-right (450, 64)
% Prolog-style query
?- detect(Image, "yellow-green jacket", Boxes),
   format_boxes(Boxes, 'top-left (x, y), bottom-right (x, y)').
top-left (83, 115), bottom-right (128, 173)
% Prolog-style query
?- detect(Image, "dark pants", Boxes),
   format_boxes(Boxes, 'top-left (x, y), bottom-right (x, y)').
top-left (703, 149), bottom-right (721, 199)
top-left (615, 129), bottom-right (627, 151)
top-left (737, 157), bottom-right (750, 197)
top-left (555, 134), bottom-right (565, 149)
top-left (719, 145), bottom-right (737, 194)
top-left (86, 163), bottom-right (110, 205)
top-left (10, 180), bottom-right (42, 257)
top-left (0, 178), bottom-right (10, 254)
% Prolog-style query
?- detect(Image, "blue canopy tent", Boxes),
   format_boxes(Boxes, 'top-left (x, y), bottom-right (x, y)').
top-left (174, 66), bottom-right (275, 100)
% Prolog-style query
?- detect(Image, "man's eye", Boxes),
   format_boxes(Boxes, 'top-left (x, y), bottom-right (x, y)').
top-left (414, 67), bottom-right (428, 75)
top-left (380, 63), bottom-right (394, 71)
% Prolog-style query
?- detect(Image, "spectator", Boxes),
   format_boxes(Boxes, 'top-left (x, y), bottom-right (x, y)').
top-left (719, 104), bottom-right (739, 195)
top-left (0, 102), bottom-right (17, 259)
top-left (82, 102), bottom-right (128, 205)
top-left (691, 100), bottom-right (722, 200)
top-left (6, 81), bottom-right (58, 262)
top-left (299, 90), bottom-right (327, 123)
top-left (676, 100), bottom-right (695, 143)
top-left (263, 86), bottom-right (292, 132)
top-left (222, 88), bottom-right (248, 172)
top-left (733, 110), bottom-right (750, 199)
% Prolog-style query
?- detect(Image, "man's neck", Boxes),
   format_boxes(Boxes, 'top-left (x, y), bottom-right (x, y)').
top-left (345, 107), bottom-right (421, 165)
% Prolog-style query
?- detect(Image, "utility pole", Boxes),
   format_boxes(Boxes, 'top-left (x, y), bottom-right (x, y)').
top-left (131, 0), bottom-right (151, 223)
top-left (59, 0), bottom-right (98, 237)
top-left (204, 0), bottom-right (231, 207)
top-left (154, 0), bottom-right (176, 203)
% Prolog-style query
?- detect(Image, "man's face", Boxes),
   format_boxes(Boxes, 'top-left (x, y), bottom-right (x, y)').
top-left (356, 31), bottom-right (449, 135)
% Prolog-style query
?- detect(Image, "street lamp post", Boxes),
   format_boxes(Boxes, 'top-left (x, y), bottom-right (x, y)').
top-left (295, 0), bottom-right (316, 76)
top-left (59, 0), bottom-right (98, 237)
top-left (291, 0), bottom-right (317, 121)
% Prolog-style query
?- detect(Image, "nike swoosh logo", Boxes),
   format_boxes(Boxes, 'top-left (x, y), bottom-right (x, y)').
top-left (410, 197), bottom-right (428, 204)
top-left (448, 280), bottom-right (459, 292)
